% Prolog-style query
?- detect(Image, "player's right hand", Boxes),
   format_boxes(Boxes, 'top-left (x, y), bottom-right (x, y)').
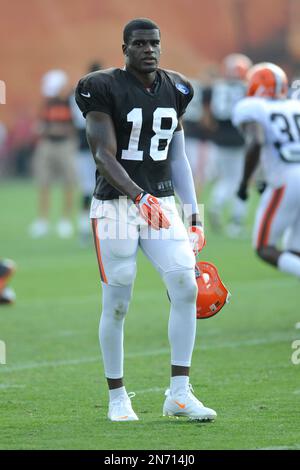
top-left (135, 192), bottom-right (171, 231)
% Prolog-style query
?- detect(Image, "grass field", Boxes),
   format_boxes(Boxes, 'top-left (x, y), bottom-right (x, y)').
top-left (0, 180), bottom-right (299, 450)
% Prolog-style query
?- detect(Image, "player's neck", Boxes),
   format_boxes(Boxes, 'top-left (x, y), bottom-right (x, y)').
top-left (125, 66), bottom-right (157, 89)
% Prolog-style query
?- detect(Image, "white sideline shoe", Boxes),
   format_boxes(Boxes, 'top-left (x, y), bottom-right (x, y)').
top-left (29, 219), bottom-right (49, 238)
top-left (108, 392), bottom-right (139, 422)
top-left (163, 384), bottom-right (217, 421)
top-left (0, 287), bottom-right (16, 304)
top-left (56, 219), bottom-right (74, 239)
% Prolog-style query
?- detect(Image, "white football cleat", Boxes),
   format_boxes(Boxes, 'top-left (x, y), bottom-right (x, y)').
top-left (29, 219), bottom-right (49, 238)
top-left (163, 385), bottom-right (217, 421)
top-left (0, 287), bottom-right (16, 304)
top-left (56, 219), bottom-right (74, 239)
top-left (108, 392), bottom-right (139, 422)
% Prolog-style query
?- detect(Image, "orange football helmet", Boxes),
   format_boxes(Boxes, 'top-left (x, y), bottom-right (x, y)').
top-left (222, 53), bottom-right (253, 80)
top-left (246, 62), bottom-right (288, 99)
top-left (196, 261), bottom-right (230, 319)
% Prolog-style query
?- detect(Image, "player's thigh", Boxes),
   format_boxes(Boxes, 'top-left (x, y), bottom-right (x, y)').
top-left (56, 139), bottom-right (78, 186)
top-left (139, 200), bottom-right (195, 275)
top-left (33, 140), bottom-right (53, 185)
top-left (253, 185), bottom-right (298, 249)
top-left (91, 217), bottom-right (139, 286)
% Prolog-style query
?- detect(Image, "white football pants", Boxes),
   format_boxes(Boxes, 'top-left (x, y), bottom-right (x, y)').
top-left (91, 196), bottom-right (197, 379)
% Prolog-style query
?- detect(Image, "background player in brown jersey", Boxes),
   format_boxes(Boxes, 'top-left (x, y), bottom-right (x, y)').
top-left (76, 18), bottom-right (216, 422)
top-left (29, 70), bottom-right (77, 239)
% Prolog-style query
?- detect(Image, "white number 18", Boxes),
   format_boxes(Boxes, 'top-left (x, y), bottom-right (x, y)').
top-left (121, 107), bottom-right (178, 162)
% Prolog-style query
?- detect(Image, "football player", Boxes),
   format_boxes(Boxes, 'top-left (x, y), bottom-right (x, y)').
top-left (0, 259), bottom-right (16, 305)
top-left (233, 63), bottom-right (300, 279)
top-left (76, 18), bottom-right (216, 422)
top-left (205, 53), bottom-right (252, 236)
top-left (29, 70), bottom-right (77, 239)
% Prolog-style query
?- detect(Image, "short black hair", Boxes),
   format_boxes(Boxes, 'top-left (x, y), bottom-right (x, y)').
top-left (123, 18), bottom-right (160, 44)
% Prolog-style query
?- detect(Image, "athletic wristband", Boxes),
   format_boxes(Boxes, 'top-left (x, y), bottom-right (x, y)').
top-left (134, 191), bottom-right (147, 205)
top-left (189, 214), bottom-right (203, 227)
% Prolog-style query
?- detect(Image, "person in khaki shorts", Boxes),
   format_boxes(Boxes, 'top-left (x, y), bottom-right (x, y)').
top-left (29, 69), bottom-right (78, 239)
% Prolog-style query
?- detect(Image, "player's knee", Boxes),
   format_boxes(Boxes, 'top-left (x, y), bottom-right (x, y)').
top-left (256, 246), bottom-right (271, 264)
top-left (256, 246), bottom-right (264, 260)
top-left (256, 244), bottom-right (271, 260)
top-left (165, 269), bottom-right (198, 304)
top-left (103, 296), bottom-right (130, 321)
top-left (112, 299), bottom-right (130, 320)
top-left (111, 263), bottom-right (136, 287)
top-left (102, 284), bottom-right (132, 320)
top-left (181, 278), bottom-right (198, 304)
top-left (256, 245), bottom-right (278, 266)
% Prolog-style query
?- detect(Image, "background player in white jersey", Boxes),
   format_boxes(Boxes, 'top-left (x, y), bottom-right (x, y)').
top-left (76, 18), bottom-right (216, 422)
top-left (233, 62), bottom-right (300, 279)
top-left (205, 53), bottom-right (252, 236)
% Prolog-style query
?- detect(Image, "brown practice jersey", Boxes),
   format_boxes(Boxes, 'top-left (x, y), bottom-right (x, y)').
top-left (75, 68), bottom-right (193, 200)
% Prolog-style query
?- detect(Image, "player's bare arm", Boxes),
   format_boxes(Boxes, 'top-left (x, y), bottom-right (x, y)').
top-left (237, 121), bottom-right (265, 200)
top-left (86, 110), bottom-right (143, 202)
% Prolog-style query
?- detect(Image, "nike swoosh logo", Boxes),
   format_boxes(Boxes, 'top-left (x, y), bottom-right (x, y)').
top-left (148, 197), bottom-right (157, 205)
top-left (174, 400), bottom-right (186, 409)
top-left (81, 92), bottom-right (91, 98)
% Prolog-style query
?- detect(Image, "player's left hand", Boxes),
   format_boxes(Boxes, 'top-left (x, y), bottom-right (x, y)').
top-left (188, 225), bottom-right (206, 256)
top-left (135, 191), bottom-right (171, 231)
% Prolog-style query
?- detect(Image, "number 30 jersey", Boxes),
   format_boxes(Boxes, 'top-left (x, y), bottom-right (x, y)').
top-left (233, 96), bottom-right (300, 187)
top-left (75, 68), bottom-right (193, 200)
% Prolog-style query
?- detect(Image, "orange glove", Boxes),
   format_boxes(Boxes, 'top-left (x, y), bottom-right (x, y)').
top-left (188, 225), bottom-right (206, 256)
top-left (135, 192), bottom-right (171, 231)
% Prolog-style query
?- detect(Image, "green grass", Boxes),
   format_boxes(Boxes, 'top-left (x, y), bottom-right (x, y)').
top-left (0, 180), bottom-right (299, 450)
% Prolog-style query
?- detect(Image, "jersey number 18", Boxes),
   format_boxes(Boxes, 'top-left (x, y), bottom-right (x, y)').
top-left (121, 107), bottom-right (178, 161)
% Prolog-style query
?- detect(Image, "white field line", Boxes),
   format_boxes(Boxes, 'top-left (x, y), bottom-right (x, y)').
top-left (0, 384), bottom-right (26, 390)
top-left (11, 277), bottom-right (299, 308)
top-left (0, 332), bottom-right (294, 374)
top-left (0, 383), bottom-right (163, 395)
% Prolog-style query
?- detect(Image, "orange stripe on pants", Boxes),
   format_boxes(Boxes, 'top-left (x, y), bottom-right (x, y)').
top-left (91, 218), bottom-right (108, 284)
top-left (256, 186), bottom-right (285, 249)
